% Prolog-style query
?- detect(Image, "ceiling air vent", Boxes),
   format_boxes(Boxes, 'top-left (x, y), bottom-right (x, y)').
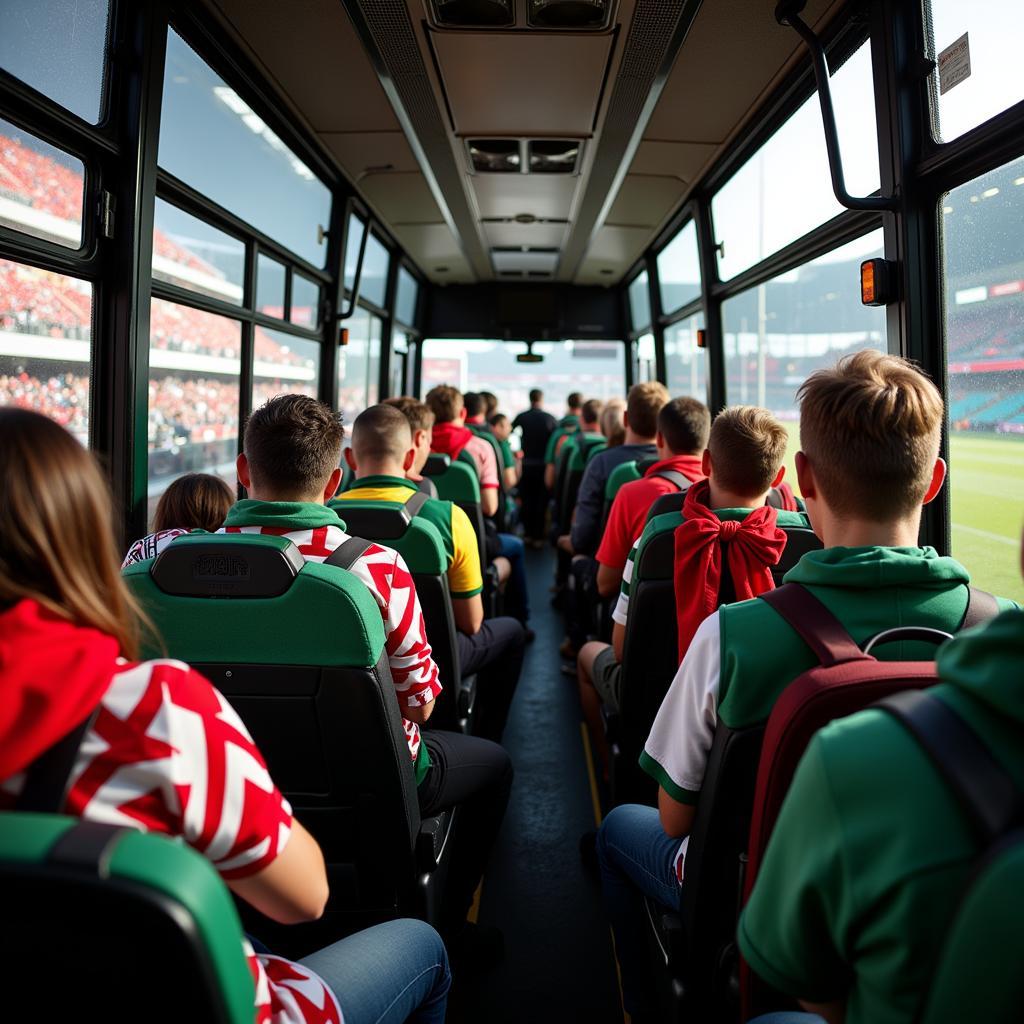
top-left (468, 139), bottom-right (521, 173)
top-left (433, 0), bottom-right (514, 28)
top-left (492, 247), bottom-right (560, 276)
top-left (529, 140), bottom-right (580, 174)
top-left (528, 0), bottom-right (612, 30)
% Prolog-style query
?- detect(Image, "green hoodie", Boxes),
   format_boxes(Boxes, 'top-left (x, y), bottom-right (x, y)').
top-left (739, 608), bottom-right (1024, 1024)
top-left (222, 499), bottom-right (346, 531)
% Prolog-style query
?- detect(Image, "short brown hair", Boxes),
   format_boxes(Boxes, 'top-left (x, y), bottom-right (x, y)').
top-left (0, 409), bottom-right (147, 658)
top-left (601, 399), bottom-right (626, 446)
top-left (463, 391), bottom-right (484, 417)
top-left (385, 396), bottom-right (435, 433)
top-left (581, 398), bottom-right (603, 426)
top-left (799, 349), bottom-right (943, 520)
top-left (244, 394), bottom-right (344, 496)
top-left (153, 473), bottom-right (234, 533)
top-left (425, 385), bottom-right (463, 424)
top-left (480, 391), bottom-right (498, 417)
top-left (626, 381), bottom-right (670, 438)
top-left (709, 406), bottom-right (789, 497)
top-left (567, 392), bottom-right (583, 410)
top-left (352, 404), bottom-right (412, 462)
top-left (659, 397), bottom-right (710, 454)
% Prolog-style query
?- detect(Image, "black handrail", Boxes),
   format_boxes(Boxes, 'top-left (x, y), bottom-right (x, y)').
top-left (338, 204), bottom-right (369, 321)
top-left (775, 0), bottom-right (898, 212)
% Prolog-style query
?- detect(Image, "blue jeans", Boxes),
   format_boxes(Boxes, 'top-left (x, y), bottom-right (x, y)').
top-left (298, 919), bottom-right (451, 1024)
top-left (596, 803), bottom-right (682, 1016)
top-left (496, 532), bottom-right (530, 622)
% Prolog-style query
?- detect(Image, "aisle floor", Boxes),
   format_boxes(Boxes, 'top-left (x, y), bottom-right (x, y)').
top-left (448, 545), bottom-right (624, 1023)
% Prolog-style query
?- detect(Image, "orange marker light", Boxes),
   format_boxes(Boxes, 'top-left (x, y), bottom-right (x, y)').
top-left (861, 260), bottom-right (877, 304)
top-left (860, 258), bottom-right (894, 306)
top-left (696, 328), bottom-right (707, 349)
top-left (340, 327), bottom-right (349, 346)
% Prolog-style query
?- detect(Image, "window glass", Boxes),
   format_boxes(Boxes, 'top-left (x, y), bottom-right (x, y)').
top-left (712, 43), bottom-right (879, 281)
top-left (636, 333), bottom-right (656, 382)
top-left (421, 339), bottom-right (625, 412)
top-left (343, 213), bottom-right (366, 294)
top-left (360, 234), bottom-right (390, 308)
top-left (0, 0), bottom-right (110, 123)
top-left (395, 267), bottom-right (419, 326)
top-left (391, 328), bottom-right (409, 396)
top-left (256, 254), bottom-right (286, 319)
top-left (723, 229), bottom-right (886, 487)
top-left (290, 273), bottom-right (320, 328)
top-left (338, 308), bottom-right (381, 430)
top-left (0, 258), bottom-right (91, 444)
top-left (629, 271), bottom-right (651, 331)
top-left (152, 198), bottom-right (244, 305)
top-left (927, 1), bottom-right (1024, 143)
top-left (148, 298), bottom-right (241, 518)
top-left (943, 154), bottom-right (1024, 601)
top-left (665, 313), bottom-right (706, 401)
top-left (159, 30), bottom-right (331, 266)
top-left (657, 221), bottom-right (702, 315)
top-left (0, 118), bottom-right (85, 249)
top-left (253, 327), bottom-right (319, 408)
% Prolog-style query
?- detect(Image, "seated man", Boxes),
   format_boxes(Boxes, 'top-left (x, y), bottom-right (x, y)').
top-left (596, 351), bottom-right (1017, 1023)
top-left (463, 391), bottom-right (493, 434)
top-left (489, 412), bottom-right (520, 490)
top-left (425, 385), bottom-right (500, 518)
top-left (224, 394), bottom-right (513, 948)
top-left (512, 388), bottom-right (557, 547)
top-left (556, 398), bottom-right (605, 490)
top-left (579, 404), bottom-right (793, 778)
top-left (594, 395), bottom-right (711, 600)
top-left (543, 391), bottom-right (584, 491)
top-left (739, 528), bottom-right (1024, 1024)
top-left (338, 403), bottom-right (527, 742)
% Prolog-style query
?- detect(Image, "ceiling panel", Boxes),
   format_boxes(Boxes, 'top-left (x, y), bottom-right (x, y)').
top-left (320, 131), bottom-right (422, 179)
top-left (358, 171), bottom-right (443, 225)
top-left (483, 222), bottom-right (568, 249)
top-left (430, 31), bottom-right (614, 137)
top-left (390, 223), bottom-right (474, 284)
top-left (606, 174), bottom-right (686, 228)
top-left (579, 224), bottom-right (650, 271)
top-left (629, 139), bottom-right (716, 181)
top-left (472, 175), bottom-right (579, 221)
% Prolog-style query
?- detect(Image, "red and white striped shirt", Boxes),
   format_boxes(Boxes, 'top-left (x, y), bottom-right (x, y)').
top-left (0, 659), bottom-right (342, 1024)
top-left (220, 523), bottom-right (442, 765)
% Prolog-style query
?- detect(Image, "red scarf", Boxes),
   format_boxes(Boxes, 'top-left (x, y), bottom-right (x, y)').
top-left (673, 479), bottom-right (787, 660)
top-left (431, 421), bottom-right (475, 460)
top-left (0, 598), bottom-right (120, 782)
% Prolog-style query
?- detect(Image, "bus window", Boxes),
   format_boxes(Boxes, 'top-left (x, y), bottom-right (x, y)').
top-left (395, 267), bottom-right (419, 328)
top-left (628, 271), bottom-right (651, 332)
top-left (927, 0), bottom-right (1024, 143)
top-left (723, 229), bottom-right (886, 487)
top-left (256, 253), bottom-right (286, 319)
top-left (0, 117), bottom-right (85, 250)
top-left (665, 313), bottom-right (706, 401)
top-left (657, 220), bottom-right (701, 317)
top-left (290, 273), bottom-right (320, 328)
top-left (253, 328), bottom-right (319, 407)
top-left (635, 333), bottom-right (656, 383)
top-left (338, 307), bottom-right (381, 429)
top-left (359, 233), bottom-right (390, 309)
top-left (0, 257), bottom-right (92, 446)
top-left (147, 298), bottom-right (241, 520)
top-left (943, 153), bottom-right (1024, 601)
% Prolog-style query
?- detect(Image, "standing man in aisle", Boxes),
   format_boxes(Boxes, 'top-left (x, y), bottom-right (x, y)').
top-left (513, 388), bottom-right (556, 548)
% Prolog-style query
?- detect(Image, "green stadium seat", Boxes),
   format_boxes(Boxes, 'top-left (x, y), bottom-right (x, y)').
top-left (0, 812), bottom-right (255, 1023)
top-left (601, 457), bottom-right (658, 527)
top-left (123, 533), bottom-right (455, 954)
top-left (423, 454), bottom-right (485, 566)
top-left (329, 497), bottom-right (475, 731)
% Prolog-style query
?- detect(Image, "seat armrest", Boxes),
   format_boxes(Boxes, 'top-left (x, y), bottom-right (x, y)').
top-left (458, 673), bottom-right (477, 720)
top-left (416, 812), bottom-right (453, 873)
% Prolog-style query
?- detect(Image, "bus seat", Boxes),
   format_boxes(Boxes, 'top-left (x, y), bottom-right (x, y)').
top-left (123, 533), bottom-right (455, 954)
top-left (0, 812), bottom-right (254, 1023)
top-left (468, 425), bottom-right (509, 531)
top-left (601, 457), bottom-right (658, 527)
top-left (559, 432), bottom-right (606, 532)
top-left (917, 831), bottom-right (1024, 1024)
top-left (329, 497), bottom-right (475, 732)
top-left (607, 515), bottom-right (821, 806)
top-left (423, 453), bottom-right (486, 566)
top-left (644, 484), bottom-right (801, 525)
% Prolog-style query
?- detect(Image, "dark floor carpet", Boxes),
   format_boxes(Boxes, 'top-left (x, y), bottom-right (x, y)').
top-left (447, 545), bottom-right (623, 1023)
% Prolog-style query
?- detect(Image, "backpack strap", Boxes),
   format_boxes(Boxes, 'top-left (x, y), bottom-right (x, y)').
top-left (652, 469), bottom-right (691, 492)
top-left (404, 489), bottom-right (429, 519)
top-left (960, 587), bottom-right (999, 631)
top-left (758, 583), bottom-right (866, 667)
top-left (877, 689), bottom-right (1023, 844)
top-left (325, 536), bottom-right (373, 571)
top-left (16, 706), bottom-right (100, 813)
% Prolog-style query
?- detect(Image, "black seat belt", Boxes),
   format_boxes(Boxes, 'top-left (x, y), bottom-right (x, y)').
top-left (404, 489), bottom-right (429, 518)
top-left (960, 587), bottom-right (999, 631)
top-left (652, 469), bottom-right (690, 492)
top-left (325, 536), bottom-right (373, 571)
top-left (16, 706), bottom-right (100, 813)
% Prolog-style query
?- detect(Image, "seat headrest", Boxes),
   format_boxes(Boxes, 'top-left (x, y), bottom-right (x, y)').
top-left (422, 453), bottom-right (452, 476)
top-left (636, 457), bottom-right (659, 474)
top-left (334, 502), bottom-right (412, 540)
top-left (151, 534), bottom-right (306, 598)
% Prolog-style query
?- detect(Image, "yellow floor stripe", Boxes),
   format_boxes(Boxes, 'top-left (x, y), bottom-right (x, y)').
top-left (467, 879), bottom-right (483, 925)
top-left (579, 722), bottom-right (630, 1022)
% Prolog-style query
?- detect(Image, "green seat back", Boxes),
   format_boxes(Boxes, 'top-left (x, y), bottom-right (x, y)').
top-left (425, 454), bottom-right (481, 504)
top-left (605, 458), bottom-right (641, 502)
top-left (585, 439), bottom-right (608, 465)
top-left (920, 833), bottom-right (1024, 1024)
top-left (328, 498), bottom-right (447, 576)
top-left (0, 812), bottom-right (253, 1023)
top-left (568, 432), bottom-right (606, 474)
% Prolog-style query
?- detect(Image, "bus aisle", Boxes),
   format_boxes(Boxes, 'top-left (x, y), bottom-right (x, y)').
top-left (447, 543), bottom-right (624, 1024)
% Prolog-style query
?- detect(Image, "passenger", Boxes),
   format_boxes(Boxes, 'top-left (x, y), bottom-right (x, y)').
top-left (578, 404), bottom-right (791, 779)
top-left (0, 408), bottom-right (451, 1024)
top-left (556, 398), bottom-right (604, 480)
top-left (512, 388), bottom-right (557, 546)
top-left (594, 396), bottom-right (711, 600)
top-left (383, 395), bottom-right (434, 483)
top-left (596, 350), bottom-right (1017, 1022)
top-left (489, 412), bottom-right (520, 490)
top-left (225, 395), bottom-right (513, 947)
top-left (121, 472), bottom-right (234, 567)
top-left (463, 391), bottom-right (492, 433)
top-left (542, 391), bottom-right (584, 490)
top-left (425, 385), bottom-right (500, 518)
top-left (599, 397), bottom-right (626, 448)
top-left (338, 403), bottom-right (527, 741)
top-left (480, 390), bottom-right (499, 421)
top-left (739, 526), bottom-right (1024, 1024)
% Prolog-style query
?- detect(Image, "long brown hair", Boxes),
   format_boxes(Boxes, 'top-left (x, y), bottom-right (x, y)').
top-left (153, 472), bottom-right (235, 533)
top-left (0, 408), bottom-right (146, 658)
